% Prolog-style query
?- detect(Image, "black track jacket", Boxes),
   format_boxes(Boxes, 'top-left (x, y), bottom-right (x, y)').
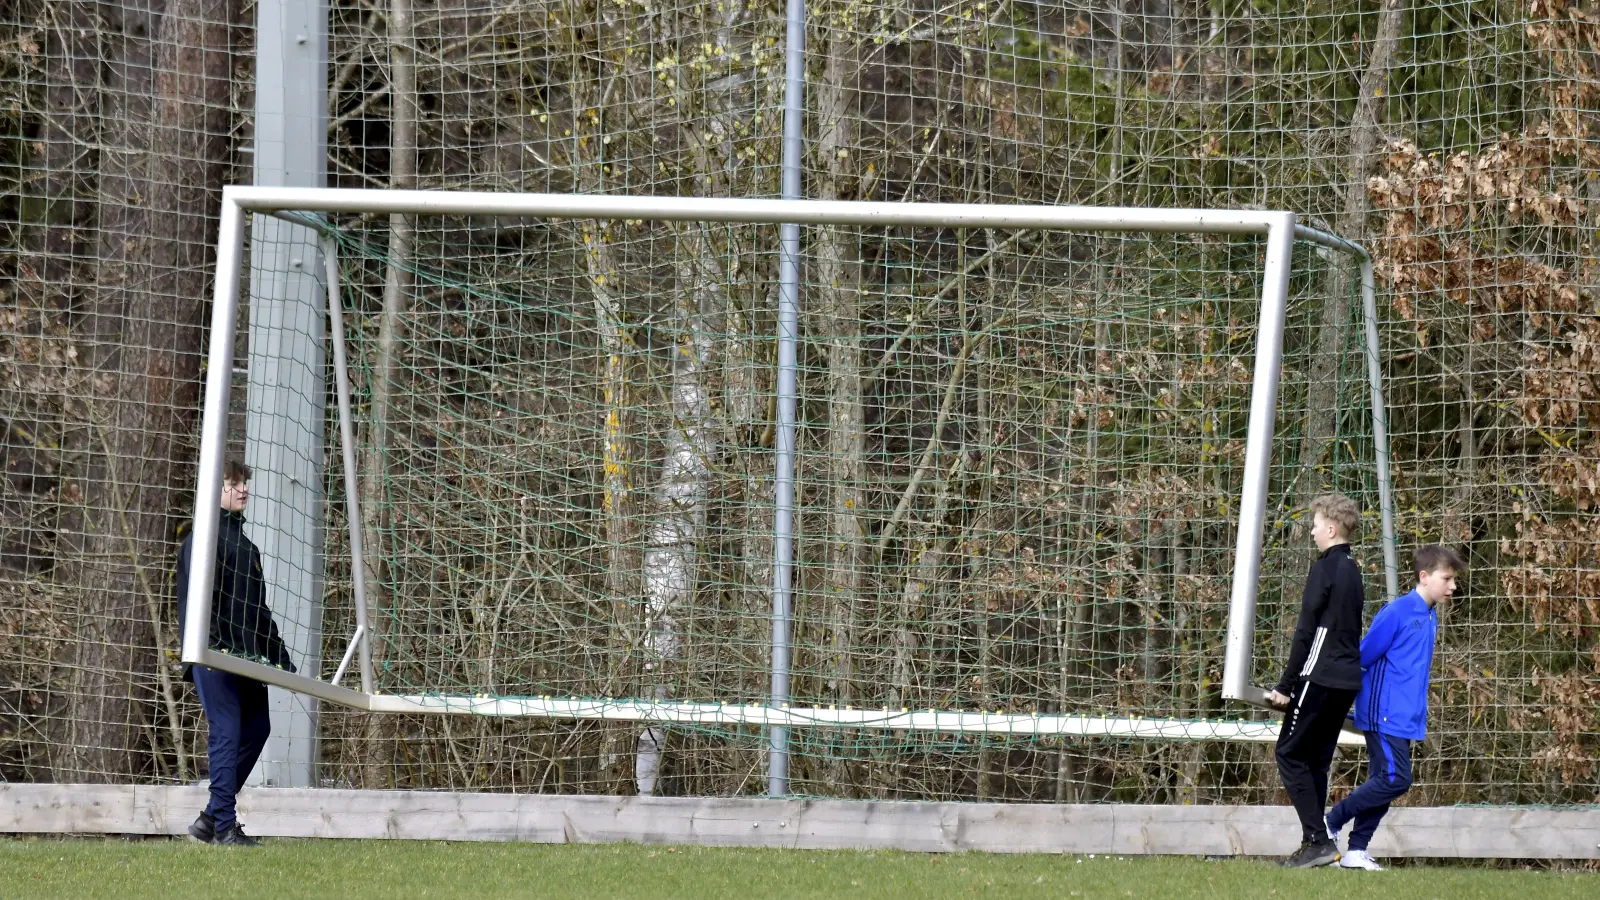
top-left (1274, 543), bottom-right (1365, 695)
top-left (176, 509), bottom-right (295, 680)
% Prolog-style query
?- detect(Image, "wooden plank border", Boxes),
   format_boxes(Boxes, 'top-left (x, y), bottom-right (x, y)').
top-left (2, 785), bottom-right (1595, 859)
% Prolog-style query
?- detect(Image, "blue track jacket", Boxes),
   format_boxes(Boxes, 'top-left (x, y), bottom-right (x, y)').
top-left (1353, 589), bottom-right (1438, 740)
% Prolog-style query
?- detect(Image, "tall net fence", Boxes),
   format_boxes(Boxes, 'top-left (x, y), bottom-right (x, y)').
top-left (1, 0), bottom-right (1596, 806)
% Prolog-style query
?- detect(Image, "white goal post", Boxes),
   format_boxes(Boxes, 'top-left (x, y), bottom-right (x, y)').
top-left (183, 186), bottom-right (1397, 748)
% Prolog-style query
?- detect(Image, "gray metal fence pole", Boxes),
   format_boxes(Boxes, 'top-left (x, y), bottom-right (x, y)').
top-left (244, 0), bottom-right (329, 789)
top-left (769, 0), bottom-right (806, 798)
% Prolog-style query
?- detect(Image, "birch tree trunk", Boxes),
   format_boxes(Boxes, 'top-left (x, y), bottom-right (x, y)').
top-left (635, 223), bottom-right (720, 795)
top-left (630, 2), bottom-right (758, 794)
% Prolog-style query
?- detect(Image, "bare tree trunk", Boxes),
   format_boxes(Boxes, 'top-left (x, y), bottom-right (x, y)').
top-left (51, 0), bottom-right (167, 783)
top-left (1142, 522), bottom-right (1172, 685)
top-left (564, 58), bottom-right (639, 790)
top-left (726, 284), bottom-right (771, 792)
top-left (1297, 0), bottom-right (1406, 502)
top-left (590, 243), bottom-right (632, 616)
top-left (358, 0), bottom-right (417, 788)
top-left (1441, 339), bottom-right (1483, 544)
top-left (583, 215), bottom-right (638, 792)
top-left (49, 0), bottom-right (234, 782)
top-left (1056, 313), bottom-right (1106, 804)
top-left (1054, 586), bottom-right (1089, 804)
top-left (12, 0), bottom-right (101, 782)
top-left (574, 144), bottom-right (630, 609)
top-left (890, 451), bottom-right (962, 709)
top-left (132, 0), bottom-right (240, 784)
top-left (730, 296), bottom-right (772, 790)
top-left (816, 26), bottom-right (862, 794)
top-left (971, 320), bottom-right (996, 801)
top-left (1174, 522), bottom-right (1204, 803)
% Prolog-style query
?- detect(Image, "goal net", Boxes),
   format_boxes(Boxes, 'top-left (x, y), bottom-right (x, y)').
top-left (185, 188), bottom-right (1395, 792)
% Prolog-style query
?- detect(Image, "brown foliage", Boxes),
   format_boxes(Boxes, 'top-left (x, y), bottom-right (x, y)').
top-left (1368, 3), bottom-right (1600, 796)
top-left (1501, 514), bottom-right (1600, 633)
top-left (1529, 668), bottom-right (1600, 786)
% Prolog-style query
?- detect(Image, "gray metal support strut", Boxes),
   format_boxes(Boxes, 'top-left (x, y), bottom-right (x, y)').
top-left (768, 0), bottom-right (806, 798)
top-left (243, 0), bottom-right (329, 789)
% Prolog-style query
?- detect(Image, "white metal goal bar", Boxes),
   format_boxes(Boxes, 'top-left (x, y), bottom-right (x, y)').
top-left (193, 652), bottom-right (1365, 746)
top-left (183, 186), bottom-right (1395, 744)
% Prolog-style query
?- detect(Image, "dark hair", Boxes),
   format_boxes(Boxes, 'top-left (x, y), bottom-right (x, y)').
top-left (223, 459), bottom-right (253, 484)
top-left (1414, 544), bottom-right (1465, 576)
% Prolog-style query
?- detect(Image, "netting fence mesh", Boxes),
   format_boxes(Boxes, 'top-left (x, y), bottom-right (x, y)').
top-left (1, 0), bottom-right (1596, 806)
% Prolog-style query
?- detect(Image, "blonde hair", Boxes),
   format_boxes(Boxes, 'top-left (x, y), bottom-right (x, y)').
top-left (1310, 493), bottom-right (1360, 540)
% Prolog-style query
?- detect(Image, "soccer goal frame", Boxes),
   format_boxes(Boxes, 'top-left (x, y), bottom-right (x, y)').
top-left (183, 186), bottom-right (1397, 751)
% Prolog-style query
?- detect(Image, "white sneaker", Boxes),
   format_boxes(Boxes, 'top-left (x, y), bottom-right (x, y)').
top-left (1338, 849), bottom-right (1384, 871)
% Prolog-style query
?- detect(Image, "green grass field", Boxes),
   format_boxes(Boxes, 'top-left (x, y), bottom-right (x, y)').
top-left (2, 838), bottom-right (1594, 900)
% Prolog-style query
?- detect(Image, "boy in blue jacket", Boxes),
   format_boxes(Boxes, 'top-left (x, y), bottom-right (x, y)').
top-left (1324, 544), bottom-right (1465, 870)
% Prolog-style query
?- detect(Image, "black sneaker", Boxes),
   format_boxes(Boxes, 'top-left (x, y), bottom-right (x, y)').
top-left (1280, 839), bottom-right (1340, 868)
top-left (187, 812), bottom-right (215, 843)
top-left (212, 823), bottom-right (261, 847)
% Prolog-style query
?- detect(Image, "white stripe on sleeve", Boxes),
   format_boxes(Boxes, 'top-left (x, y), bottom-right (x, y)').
top-left (1300, 626), bottom-right (1328, 678)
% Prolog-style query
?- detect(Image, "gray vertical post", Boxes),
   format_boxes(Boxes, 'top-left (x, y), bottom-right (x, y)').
top-left (768, 0), bottom-right (806, 797)
top-left (245, 0), bottom-right (329, 789)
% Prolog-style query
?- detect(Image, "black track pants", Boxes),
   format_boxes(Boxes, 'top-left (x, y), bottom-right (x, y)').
top-left (1275, 680), bottom-right (1358, 845)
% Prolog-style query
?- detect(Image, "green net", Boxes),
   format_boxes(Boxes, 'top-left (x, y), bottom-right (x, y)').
top-left (236, 208), bottom-right (1383, 799)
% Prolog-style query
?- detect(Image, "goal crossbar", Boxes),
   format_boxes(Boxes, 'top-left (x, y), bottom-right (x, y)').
top-left (184, 186), bottom-right (1394, 746)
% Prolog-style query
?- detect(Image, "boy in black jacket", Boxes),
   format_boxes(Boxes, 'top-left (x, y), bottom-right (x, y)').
top-left (176, 460), bottom-right (295, 847)
top-left (1268, 493), bottom-right (1365, 868)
